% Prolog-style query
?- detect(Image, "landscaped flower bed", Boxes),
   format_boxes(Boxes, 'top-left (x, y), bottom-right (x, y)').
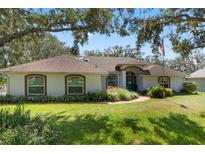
top-left (0, 88), bottom-right (138, 104)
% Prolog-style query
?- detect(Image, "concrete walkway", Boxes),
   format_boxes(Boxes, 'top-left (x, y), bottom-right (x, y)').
top-left (108, 96), bottom-right (150, 104)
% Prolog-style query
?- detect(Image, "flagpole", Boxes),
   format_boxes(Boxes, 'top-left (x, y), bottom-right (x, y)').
top-left (162, 37), bottom-right (165, 98)
top-left (162, 50), bottom-right (165, 88)
top-left (159, 36), bottom-right (165, 98)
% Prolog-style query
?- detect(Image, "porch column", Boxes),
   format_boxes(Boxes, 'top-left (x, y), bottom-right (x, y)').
top-left (122, 70), bottom-right (126, 88)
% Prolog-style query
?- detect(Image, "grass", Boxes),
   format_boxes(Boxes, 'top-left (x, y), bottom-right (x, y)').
top-left (0, 92), bottom-right (205, 144)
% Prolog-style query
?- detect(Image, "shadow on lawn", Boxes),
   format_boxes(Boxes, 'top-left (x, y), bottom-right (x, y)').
top-left (144, 113), bottom-right (205, 145)
top-left (44, 112), bottom-right (205, 145)
top-left (46, 113), bottom-right (148, 144)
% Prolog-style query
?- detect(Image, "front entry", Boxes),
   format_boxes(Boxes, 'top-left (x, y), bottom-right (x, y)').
top-left (126, 71), bottom-right (137, 91)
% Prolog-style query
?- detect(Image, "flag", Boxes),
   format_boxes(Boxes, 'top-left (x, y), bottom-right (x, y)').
top-left (159, 39), bottom-right (165, 56)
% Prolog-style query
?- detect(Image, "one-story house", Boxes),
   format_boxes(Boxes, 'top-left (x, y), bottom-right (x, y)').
top-left (188, 68), bottom-right (205, 91)
top-left (0, 54), bottom-right (186, 97)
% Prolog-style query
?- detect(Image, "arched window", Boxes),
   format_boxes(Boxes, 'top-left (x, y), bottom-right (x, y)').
top-left (158, 76), bottom-right (170, 88)
top-left (25, 75), bottom-right (46, 96)
top-left (66, 75), bottom-right (85, 95)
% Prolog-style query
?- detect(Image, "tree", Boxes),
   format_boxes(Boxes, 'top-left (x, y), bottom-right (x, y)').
top-left (84, 45), bottom-right (145, 59)
top-left (167, 51), bottom-right (205, 73)
top-left (0, 33), bottom-right (70, 68)
top-left (126, 9), bottom-right (205, 57)
top-left (84, 50), bottom-right (103, 57)
top-left (0, 9), bottom-right (134, 51)
top-left (144, 54), bottom-right (164, 64)
top-left (23, 33), bottom-right (71, 61)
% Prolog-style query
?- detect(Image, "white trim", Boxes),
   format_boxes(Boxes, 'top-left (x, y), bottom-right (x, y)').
top-left (27, 75), bottom-right (46, 96)
top-left (67, 75), bottom-right (84, 95)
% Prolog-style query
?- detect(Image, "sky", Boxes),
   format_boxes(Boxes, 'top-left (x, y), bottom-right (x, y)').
top-left (51, 9), bottom-right (179, 59)
top-left (52, 32), bottom-right (178, 59)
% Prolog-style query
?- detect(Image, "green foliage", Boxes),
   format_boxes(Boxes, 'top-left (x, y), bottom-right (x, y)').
top-left (147, 86), bottom-right (174, 98)
top-left (164, 88), bottom-right (174, 96)
top-left (128, 9), bottom-right (205, 57)
top-left (0, 106), bottom-right (58, 144)
top-left (167, 51), bottom-right (205, 74)
top-left (106, 88), bottom-right (138, 101)
top-left (108, 88), bottom-right (138, 101)
top-left (181, 81), bottom-right (197, 94)
top-left (1, 93), bottom-right (205, 144)
top-left (0, 88), bottom-right (138, 104)
top-left (147, 85), bottom-right (166, 98)
top-left (0, 9), bottom-right (133, 48)
top-left (0, 34), bottom-right (71, 68)
top-left (0, 74), bottom-right (7, 85)
top-left (84, 45), bottom-right (144, 59)
top-left (0, 95), bottom-right (17, 103)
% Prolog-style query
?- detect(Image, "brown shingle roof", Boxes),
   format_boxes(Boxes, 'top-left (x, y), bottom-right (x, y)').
top-left (0, 54), bottom-right (107, 74)
top-left (86, 56), bottom-right (185, 76)
top-left (188, 68), bottom-right (205, 78)
top-left (87, 56), bottom-right (147, 72)
top-left (142, 64), bottom-right (186, 76)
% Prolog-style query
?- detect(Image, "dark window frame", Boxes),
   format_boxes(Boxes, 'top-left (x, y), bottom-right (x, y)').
top-left (158, 76), bottom-right (170, 88)
top-left (106, 74), bottom-right (117, 88)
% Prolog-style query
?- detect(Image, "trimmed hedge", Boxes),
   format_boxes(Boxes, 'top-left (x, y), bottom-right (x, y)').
top-left (0, 88), bottom-right (138, 103)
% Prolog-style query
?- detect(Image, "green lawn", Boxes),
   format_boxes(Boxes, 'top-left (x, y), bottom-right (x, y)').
top-left (1, 93), bottom-right (205, 144)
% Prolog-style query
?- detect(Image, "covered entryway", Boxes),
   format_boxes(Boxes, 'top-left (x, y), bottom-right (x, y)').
top-left (126, 71), bottom-right (137, 91)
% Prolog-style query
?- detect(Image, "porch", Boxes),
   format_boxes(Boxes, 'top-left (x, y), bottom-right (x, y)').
top-left (106, 65), bottom-right (148, 92)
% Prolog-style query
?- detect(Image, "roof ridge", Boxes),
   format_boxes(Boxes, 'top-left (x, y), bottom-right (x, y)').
top-left (0, 54), bottom-right (69, 70)
top-left (73, 56), bottom-right (108, 73)
top-left (0, 54), bottom-right (108, 74)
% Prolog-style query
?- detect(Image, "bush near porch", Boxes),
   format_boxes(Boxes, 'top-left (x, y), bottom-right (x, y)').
top-left (0, 88), bottom-right (138, 104)
top-left (147, 85), bottom-right (174, 98)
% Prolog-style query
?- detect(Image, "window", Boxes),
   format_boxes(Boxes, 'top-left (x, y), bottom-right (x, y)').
top-left (158, 76), bottom-right (170, 88)
top-left (107, 74), bottom-right (117, 87)
top-left (26, 75), bottom-right (46, 96)
top-left (66, 75), bottom-right (85, 95)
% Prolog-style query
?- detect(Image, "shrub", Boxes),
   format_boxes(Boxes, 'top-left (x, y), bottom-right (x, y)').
top-left (87, 91), bottom-right (108, 102)
top-left (147, 85), bottom-right (174, 98)
top-left (18, 96), bottom-right (28, 104)
top-left (181, 81), bottom-right (197, 94)
top-left (0, 88), bottom-right (139, 103)
top-left (0, 95), bottom-right (18, 104)
top-left (147, 85), bottom-right (167, 98)
top-left (0, 106), bottom-right (58, 144)
top-left (106, 88), bottom-right (138, 101)
top-left (164, 88), bottom-right (174, 96)
top-left (106, 88), bottom-right (120, 101)
top-left (116, 88), bottom-right (132, 100)
top-left (140, 90), bottom-right (148, 96)
top-left (130, 91), bottom-right (139, 99)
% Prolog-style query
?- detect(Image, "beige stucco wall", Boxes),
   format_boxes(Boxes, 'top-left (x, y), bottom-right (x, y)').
top-left (141, 76), bottom-right (184, 92)
top-left (8, 74), bottom-right (25, 96)
top-left (170, 76), bottom-right (184, 92)
top-left (7, 73), bottom-right (102, 96)
top-left (7, 72), bottom-right (185, 96)
top-left (142, 76), bottom-right (158, 91)
top-left (188, 78), bottom-right (205, 91)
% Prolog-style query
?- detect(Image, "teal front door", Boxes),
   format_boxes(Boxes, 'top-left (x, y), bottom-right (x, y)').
top-left (126, 72), bottom-right (137, 91)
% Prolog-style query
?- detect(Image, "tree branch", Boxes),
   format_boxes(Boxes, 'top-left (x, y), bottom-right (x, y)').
top-left (0, 26), bottom-right (87, 47)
